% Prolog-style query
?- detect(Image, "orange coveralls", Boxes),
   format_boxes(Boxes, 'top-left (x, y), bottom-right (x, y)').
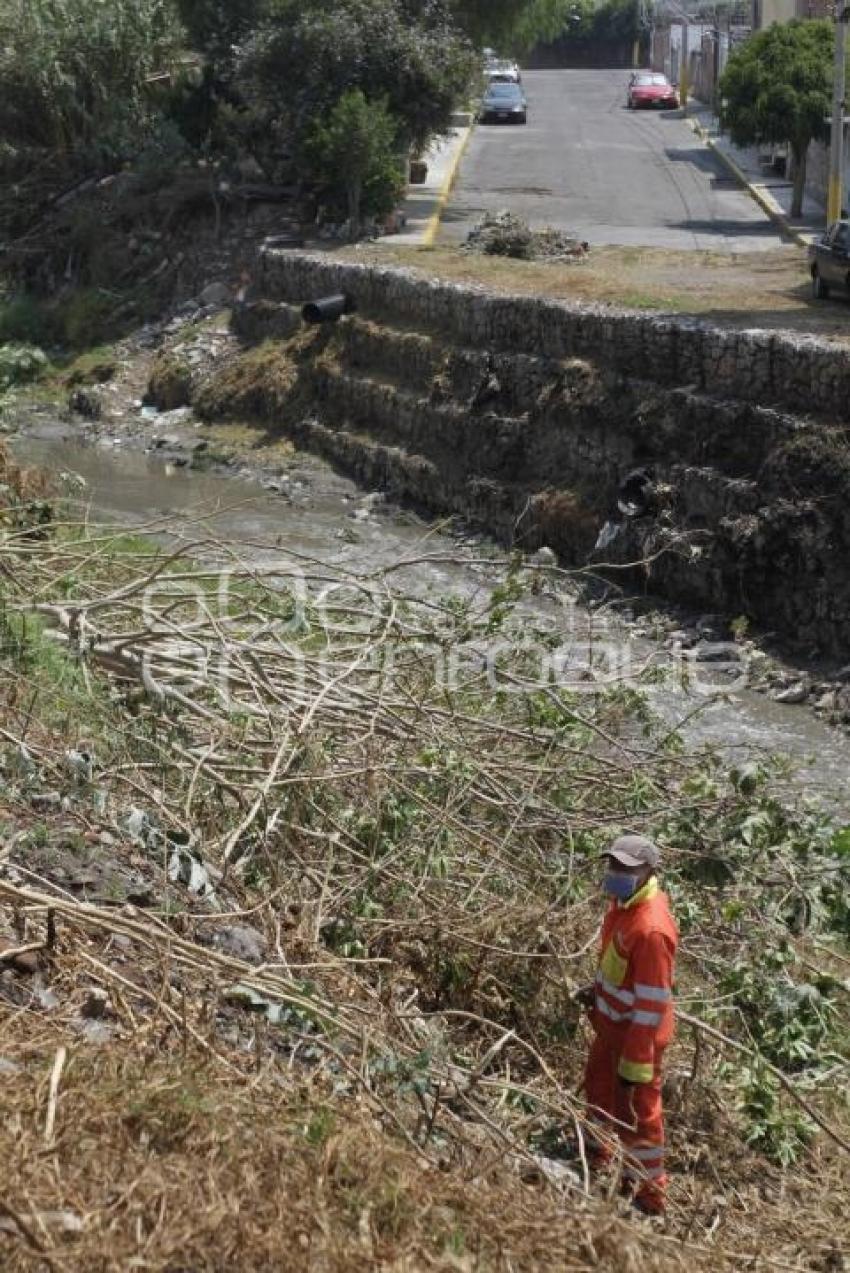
top-left (583, 877), bottom-right (678, 1212)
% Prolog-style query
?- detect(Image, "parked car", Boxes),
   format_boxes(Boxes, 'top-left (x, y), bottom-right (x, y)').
top-left (480, 81), bottom-right (527, 124)
top-left (627, 72), bottom-right (679, 110)
top-left (809, 219), bottom-right (850, 299)
top-left (488, 59), bottom-right (522, 84)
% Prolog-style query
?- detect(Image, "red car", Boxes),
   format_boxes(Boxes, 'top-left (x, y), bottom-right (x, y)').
top-left (627, 72), bottom-right (679, 110)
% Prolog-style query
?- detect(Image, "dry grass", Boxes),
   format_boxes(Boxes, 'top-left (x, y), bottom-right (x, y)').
top-left (1, 905), bottom-right (846, 1273)
top-left (359, 244), bottom-right (850, 344)
top-left (0, 1013), bottom-right (712, 1273)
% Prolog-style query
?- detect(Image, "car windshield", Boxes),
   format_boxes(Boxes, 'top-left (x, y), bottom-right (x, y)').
top-left (635, 74), bottom-right (668, 86)
top-left (487, 84), bottom-right (520, 99)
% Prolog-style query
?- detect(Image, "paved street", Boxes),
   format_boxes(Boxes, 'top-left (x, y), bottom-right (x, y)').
top-left (442, 69), bottom-right (785, 252)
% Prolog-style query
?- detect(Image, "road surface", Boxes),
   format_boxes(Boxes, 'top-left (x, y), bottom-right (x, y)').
top-left (442, 69), bottom-right (785, 252)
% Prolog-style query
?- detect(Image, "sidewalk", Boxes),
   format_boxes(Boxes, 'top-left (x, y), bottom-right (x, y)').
top-left (690, 102), bottom-right (826, 246)
top-left (388, 118), bottom-right (474, 247)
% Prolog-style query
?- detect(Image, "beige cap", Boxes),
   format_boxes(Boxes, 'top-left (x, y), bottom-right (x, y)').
top-left (602, 834), bottom-right (660, 870)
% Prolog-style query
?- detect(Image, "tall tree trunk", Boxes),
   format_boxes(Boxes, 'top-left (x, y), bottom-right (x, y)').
top-left (790, 140), bottom-right (808, 219)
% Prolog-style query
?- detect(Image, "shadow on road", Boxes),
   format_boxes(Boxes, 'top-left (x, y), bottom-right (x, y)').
top-left (672, 217), bottom-right (783, 241)
top-left (663, 146), bottom-right (725, 174)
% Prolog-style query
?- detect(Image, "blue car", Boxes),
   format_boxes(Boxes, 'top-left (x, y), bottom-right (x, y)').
top-left (481, 82), bottom-right (527, 125)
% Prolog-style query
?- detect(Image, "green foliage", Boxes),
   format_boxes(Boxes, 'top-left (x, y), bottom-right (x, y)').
top-left (719, 20), bottom-right (833, 214)
top-left (0, 343), bottom-right (48, 389)
top-left (737, 1063), bottom-right (814, 1164)
top-left (175, 0), bottom-right (264, 65)
top-left (555, 0), bottom-right (640, 46)
top-left (0, 0), bottom-right (184, 163)
top-left (719, 946), bottom-right (837, 1072)
top-left (448, 0), bottom-right (573, 49)
top-left (236, 0), bottom-right (476, 174)
top-left (307, 90), bottom-right (406, 232)
top-left (0, 295), bottom-right (54, 346)
top-left (720, 20), bottom-right (833, 152)
top-left (58, 290), bottom-right (117, 349)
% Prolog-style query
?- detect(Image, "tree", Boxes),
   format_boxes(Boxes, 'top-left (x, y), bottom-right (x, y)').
top-left (510, 0), bottom-right (582, 54)
top-left (719, 20), bottom-right (833, 217)
top-left (308, 89), bottom-right (405, 237)
top-left (175, 0), bottom-right (265, 66)
top-left (236, 0), bottom-right (476, 176)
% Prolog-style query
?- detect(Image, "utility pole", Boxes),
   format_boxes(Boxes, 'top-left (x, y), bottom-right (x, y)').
top-left (828, 1), bottom-right (847, 224)
top-left (680, 16), bottom-right (689, 109)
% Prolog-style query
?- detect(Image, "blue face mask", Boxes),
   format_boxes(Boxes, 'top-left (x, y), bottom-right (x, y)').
top-left (603, 870), bottom-right (639, 901)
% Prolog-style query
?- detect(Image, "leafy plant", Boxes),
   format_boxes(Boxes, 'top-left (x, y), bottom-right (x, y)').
top-left (307, 90), bottom-right (405, 236)
top-left (737, 1062), bottom-right (814, 1165)
top-left (720, 20), bottom-right (833, 216)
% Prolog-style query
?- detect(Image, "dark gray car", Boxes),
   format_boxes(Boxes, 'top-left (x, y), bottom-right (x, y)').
top-left (480, 82), bottom-right (527, 125)
top-left (809, 220), bottom-right (850, 299)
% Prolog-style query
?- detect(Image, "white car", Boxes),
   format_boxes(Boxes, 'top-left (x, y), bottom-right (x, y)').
top-left (487, 59), bottom-right (522, 84)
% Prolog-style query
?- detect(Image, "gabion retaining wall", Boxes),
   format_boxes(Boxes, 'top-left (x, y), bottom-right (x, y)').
top-left (260, 250), bottom-right (850, 423)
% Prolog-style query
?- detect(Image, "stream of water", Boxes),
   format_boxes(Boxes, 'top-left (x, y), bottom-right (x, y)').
top-left (12, 421), bottom-right (850, 818)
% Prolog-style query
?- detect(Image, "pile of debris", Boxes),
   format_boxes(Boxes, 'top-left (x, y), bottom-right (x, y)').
top-left (465, 210), bottom-right (589, 262)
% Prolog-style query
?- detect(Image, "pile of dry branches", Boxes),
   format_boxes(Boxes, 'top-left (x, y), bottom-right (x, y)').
top-left (0, 510), bottom-right (848, 1270)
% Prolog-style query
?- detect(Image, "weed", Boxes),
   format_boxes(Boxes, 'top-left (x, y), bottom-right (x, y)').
top-left (737, 1063), bottom-right (814, 1165)
top-left (304, 1106), bottom-right (335, 1146)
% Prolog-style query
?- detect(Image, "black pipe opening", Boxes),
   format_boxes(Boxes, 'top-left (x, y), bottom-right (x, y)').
top-left (302, 293), bottom-right (357, 324)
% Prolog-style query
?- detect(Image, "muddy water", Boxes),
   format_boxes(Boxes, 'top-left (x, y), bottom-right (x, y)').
top-left (12, 424), bottom-right (850, 816)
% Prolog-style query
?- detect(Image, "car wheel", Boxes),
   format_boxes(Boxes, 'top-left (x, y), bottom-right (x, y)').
top-left (812, 269), bottom-right (830, 299)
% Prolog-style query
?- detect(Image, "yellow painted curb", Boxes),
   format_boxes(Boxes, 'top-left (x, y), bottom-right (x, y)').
top-left (690, 118), bottom-right (808, 248)
top-left (422, 124), bottom-right (474, 248)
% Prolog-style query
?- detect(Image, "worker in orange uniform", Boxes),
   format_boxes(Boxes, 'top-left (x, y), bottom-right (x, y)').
top-left (578, 834), bottom-right (678, 1215)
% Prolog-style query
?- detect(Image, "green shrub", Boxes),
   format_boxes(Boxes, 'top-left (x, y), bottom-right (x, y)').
top-left (308, 90), bottom-right (406, 235)
top-left (0, 294), bottom-right (55, 345)
top-left (58, 290), bottom-right (117, 349)
top-left (0, 343), bottom-right (49, 389)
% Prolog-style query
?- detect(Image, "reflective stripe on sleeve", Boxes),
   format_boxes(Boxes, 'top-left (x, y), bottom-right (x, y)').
top-left (595, 975), bottom-right (635, 1005)
top-left (631, 1008), bottom-right (663, 1027)
top-left (596, 997), bottom-right (630, 1023)
top-left (634, 983), bottom-right (671, 1003)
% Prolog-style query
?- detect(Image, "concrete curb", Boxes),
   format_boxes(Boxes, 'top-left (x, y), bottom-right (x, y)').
top-left (690, 118), bottom-right (809, 248)
top-left (422, 124), bottom-right (474, 248)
